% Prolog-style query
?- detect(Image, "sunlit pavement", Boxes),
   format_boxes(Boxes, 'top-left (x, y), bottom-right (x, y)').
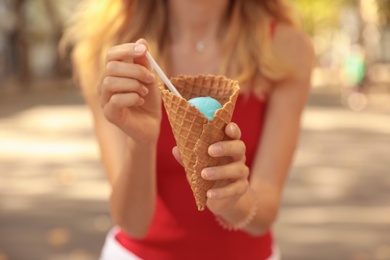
top-left (275, 89), bottom-right (390, 260)
top-left (0, 81), bottom-right (389, 260)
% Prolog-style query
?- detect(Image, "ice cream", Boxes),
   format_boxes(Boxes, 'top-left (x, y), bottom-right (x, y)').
top-left (159, 75), bottom-right (240, 211)
top-left (188, 96), bottom-right (222, 120)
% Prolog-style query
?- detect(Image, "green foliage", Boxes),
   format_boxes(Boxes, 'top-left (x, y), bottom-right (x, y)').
top-left (376, 0), bottom-right (390, 24)
top-left (292, 0), bottom-right (356, 35)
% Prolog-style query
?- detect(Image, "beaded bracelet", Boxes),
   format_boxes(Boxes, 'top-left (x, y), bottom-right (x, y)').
top-left (215, 189), bottom-right (258, 231)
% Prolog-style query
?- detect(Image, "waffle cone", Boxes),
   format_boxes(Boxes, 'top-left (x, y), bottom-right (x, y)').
top-left (159, 75), bottom-right (240, 211)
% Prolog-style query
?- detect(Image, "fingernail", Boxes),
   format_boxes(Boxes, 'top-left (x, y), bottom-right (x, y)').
top-left (207, 190), bottom-right (217, 199)
top-left (147, 72), bottom-right (155, 82)
top-left (136, 98), bottom-right (145, 106)
top-left (141, 86), bottom-right (149, 95)
top-left (202, 168), bottom-right (215, 179)
top-left (229, 123), bottom-right (235, 134)
top-left (134, 44), bottom-right (146, 53)
top-left (209, 145), bottom-right (222, 156)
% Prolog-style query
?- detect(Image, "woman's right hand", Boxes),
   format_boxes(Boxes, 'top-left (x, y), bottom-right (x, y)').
top-left (100, 39), bottom-right (162, 144)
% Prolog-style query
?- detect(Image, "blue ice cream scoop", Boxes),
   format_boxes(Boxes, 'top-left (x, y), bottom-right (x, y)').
top-left (188, 96), bottom-right (222, 120)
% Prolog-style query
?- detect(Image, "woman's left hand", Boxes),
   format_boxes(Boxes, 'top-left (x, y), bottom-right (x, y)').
top-left (202, 122), bottom-right (249, 215)
top-left (172, 122), bottom-right (249, 215)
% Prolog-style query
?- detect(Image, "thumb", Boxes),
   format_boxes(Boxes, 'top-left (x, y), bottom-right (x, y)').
top-left (172, 146), bottom-right (184, 167)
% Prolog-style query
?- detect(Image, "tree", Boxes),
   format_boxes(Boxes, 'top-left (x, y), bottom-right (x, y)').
top-left (292, 0), bottom-right (357, 35)
top-left (11, 0), bottom-right (30, 84)
top-left (376, 0), bottom-right (390, 25)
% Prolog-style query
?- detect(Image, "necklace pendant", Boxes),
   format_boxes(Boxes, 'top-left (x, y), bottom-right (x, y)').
top-left (196, 41), bottom-right (205, 52)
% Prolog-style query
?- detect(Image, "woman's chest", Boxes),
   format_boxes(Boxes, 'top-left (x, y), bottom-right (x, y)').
top-left (169, 45), bottom-right (220, 76)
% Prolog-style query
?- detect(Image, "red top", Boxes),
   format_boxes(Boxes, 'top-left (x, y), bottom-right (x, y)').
top-left (116, 93), bottom-right (272, 260)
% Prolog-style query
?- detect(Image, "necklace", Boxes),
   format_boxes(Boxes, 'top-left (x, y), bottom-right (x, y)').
top-left (195, 41), bottom-right (205, 52)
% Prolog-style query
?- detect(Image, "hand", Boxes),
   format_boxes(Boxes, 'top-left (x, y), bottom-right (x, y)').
top-left (100, 38), bottom-right (162, 144)
top-left (172, 122), bottom-right (249, 214)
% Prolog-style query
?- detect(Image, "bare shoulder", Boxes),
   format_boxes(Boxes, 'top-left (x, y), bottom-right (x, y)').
top-left (272, 24), bottom-right (315, 79)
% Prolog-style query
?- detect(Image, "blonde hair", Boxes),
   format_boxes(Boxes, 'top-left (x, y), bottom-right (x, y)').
top-left (61, 0), bottom-right (300, 94)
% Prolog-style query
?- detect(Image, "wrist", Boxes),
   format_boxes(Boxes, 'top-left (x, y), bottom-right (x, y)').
top-left (127, 137), bottom-right (158, 151)
top-left (125, 137), bottom-right (158, 168)
top-left (215, 188), bottom-right (258, 231)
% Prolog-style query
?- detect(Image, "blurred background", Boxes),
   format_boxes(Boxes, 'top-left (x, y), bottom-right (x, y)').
top-left (0, 0), bottom-right (389, 259)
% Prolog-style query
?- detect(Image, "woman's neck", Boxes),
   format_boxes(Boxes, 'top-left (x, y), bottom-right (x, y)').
top-left (167, 0), bottom-right (229, 44)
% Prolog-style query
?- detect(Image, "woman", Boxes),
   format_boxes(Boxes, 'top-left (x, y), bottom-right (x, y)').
top-left (62, 0), bottom-right (314, 259)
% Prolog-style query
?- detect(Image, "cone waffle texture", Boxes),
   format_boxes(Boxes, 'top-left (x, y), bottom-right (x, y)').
top-left (159, 75), bottom-right (240, 211)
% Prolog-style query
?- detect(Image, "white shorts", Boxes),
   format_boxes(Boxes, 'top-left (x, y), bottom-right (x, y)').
top-left (100, 227), bottom-right (281, 260)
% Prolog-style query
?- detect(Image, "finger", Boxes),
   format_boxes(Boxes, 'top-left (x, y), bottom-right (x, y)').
top-left (207, 179), bottom-right (248, 200)
top-left (208, 139), bottom-right (246, 161)
top-left (201, 161), bottom-right (249, 181)
top-left (109, 92), bottom-right (144, 109)
top-left (225, 122), bottom-right (241, 140)
top-left (102, 93), bottom-right (144, 123)
top-left (172, 146), bottom-right (184, 167)
top-left (101, 76), bottom-right (149, 104)
top-left (104, 62), bottom-right (155, 84)
top-left (133, 38), bottom-right (152, 70)
top-left (106, 42), bottom-right (148, 62)
top-left (172, 146), bottom-right (190, 183)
